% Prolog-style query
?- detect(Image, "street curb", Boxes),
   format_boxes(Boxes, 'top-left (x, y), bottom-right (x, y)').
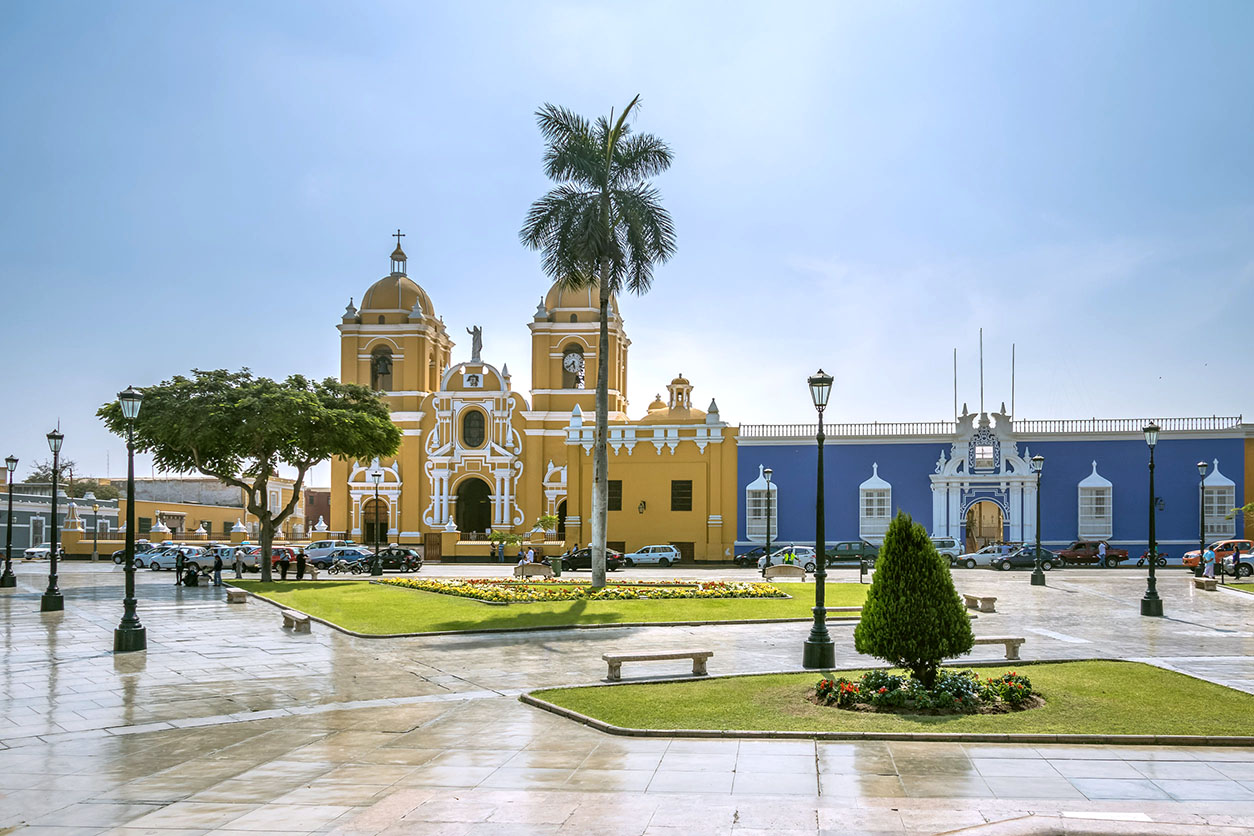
top-left (517, 663), bottom-right (1254, 747)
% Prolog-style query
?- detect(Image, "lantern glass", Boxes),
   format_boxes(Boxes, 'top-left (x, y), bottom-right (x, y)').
top-left (369, 469), bottom-right (382, 486)
top-left (1197, 461), bottom-right (1208, 477)
top-left (47, 429), bottom-right (64, 454)
top-left (763, 467), bottom-right (773, 483)
top-left (1030, 454), bottom-right (1044, 474)
top-left (4, 455), bottom-right (15, 474)
top-left (118, 386), bottom-right (144, 421)
top-left (807, 369), bottom-right (834, 412)
top-left (1143, 423), bottom-right (1160, 448)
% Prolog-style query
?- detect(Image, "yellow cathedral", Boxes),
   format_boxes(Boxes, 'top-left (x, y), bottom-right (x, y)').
top-left (329, 236), bottom-right (739, 562)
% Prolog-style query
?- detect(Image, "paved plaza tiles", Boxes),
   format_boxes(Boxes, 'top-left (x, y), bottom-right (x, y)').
top-left (1, 563), bottom-right (1252, 835)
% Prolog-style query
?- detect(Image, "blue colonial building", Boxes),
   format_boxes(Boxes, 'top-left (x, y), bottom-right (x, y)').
top-left (737, 405), bottom-right (1250, 563)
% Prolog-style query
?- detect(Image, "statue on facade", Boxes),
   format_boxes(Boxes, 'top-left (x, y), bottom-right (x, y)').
top-left (467, 325), bottom-right (483, 362)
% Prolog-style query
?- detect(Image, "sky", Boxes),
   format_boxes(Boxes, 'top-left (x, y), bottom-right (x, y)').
top-left (1, 0), bottom-right (1251, 487)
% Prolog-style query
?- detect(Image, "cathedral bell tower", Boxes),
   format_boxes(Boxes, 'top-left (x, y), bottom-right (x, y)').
top-left (528, 281), bottom-right (630, 419)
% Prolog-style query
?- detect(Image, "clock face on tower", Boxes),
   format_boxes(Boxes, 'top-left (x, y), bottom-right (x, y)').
top-left (563, 352), bottom-right (584, 373)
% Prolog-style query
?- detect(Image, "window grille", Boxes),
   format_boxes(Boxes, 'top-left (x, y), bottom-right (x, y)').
top-left (1205, 486), bottom-right (1236, 539)
top-left (859, 489), bottom-right (891, 542)
top-left (745, 488), bottom-right (777, 543)
top-left (607, 480), bottom-right (622, 512)
top-left (462, 410), bottom-right (486, 447)
top-left (31, 516), bottom-right (45, 546)
top-left (974, 445), bottom-right (995, 469)
top-left (1078, 487), bottom-right (1112, 539)
top-left (671, 480), bottom-right (693, 512)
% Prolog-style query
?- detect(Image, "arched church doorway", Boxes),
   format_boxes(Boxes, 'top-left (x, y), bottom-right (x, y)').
top-left (965, 501), bottom-right (1004, 553)
top-left (455, 478), bottom-right (492, 535)
top-left (363, 498), bottom-right (389, 547)
top-left (556, 500), bottom-right (567, 540)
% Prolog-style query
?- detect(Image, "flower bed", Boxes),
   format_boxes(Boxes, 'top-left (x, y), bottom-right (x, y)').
top-left (813, 669), bottom-right (1041, 715)
top-left (378, 577), bottom-right (788, 604)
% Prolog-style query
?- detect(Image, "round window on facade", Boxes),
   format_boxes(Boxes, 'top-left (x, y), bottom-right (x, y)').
top-left (462, 409), bottom-right (486, 448)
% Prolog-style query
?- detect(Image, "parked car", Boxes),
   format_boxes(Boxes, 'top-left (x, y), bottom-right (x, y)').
top-left (826, 540), bottom-right (879, 567)
top-left (311, 546), bottom-right (372, 570)
top-left (622, 544), bottom-right (681, 567)
top-left (149, 545), bottom-right (207, 571)
top-left (931, 537), bottom-right (963, 563)
top-left (23, 543), bottom-right (66, 560)
top-left (268, 546), bottom-right (302, 569)
top-left (561, 547), bottom-right (624, 572)
top-left (1182, 539), bottom-right (1252, 569)
top-left (374, 545), bottom-right (423, 572)
top-left (955, 543), bottom-right (1012, 568)
top-left (991, 545), bottom-right (1057, 571)
top-left (1222, 550), bottom-right (1253, 578)
top-left (305, 540), bottom-right (359, 562)
top-left (112, 540), bottom-right (155, 564)
top-left (758, 545), bottom-right (818, 573)
top-left (734, 546), bottom-right (767, 567)
top-left (1058, 540), bottom-right (1128, 568)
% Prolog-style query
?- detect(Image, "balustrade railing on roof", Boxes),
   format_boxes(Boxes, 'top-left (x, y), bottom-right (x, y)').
top-left (739, 416), bottom-right (1243, 440)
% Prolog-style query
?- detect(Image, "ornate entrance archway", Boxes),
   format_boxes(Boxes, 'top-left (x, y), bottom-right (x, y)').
top-left (455, 478), bottom-right (492, 535)
top-left (556, 500), bottom-right (567, 540)
top-left (965, 500), bottom-right (1004, 553)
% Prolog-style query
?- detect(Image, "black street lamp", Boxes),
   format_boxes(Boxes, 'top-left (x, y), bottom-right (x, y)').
top-left (2, 454), bottom-right (16, 588)
top-left (114, 386), bottom-right (147, 652)
top-left (1030, 455), bottom-right (1046, 586)
top-left (369, 468), bottom-right (383, 576)
top-left (1141, 423), bottom-right (1163, 617)
top-left (803, 369), bottom-right (836, 670)
top-left (1196, 461), bottom-right (1210, 582)
top-left (41, 428), bottom-right (65, 612)
top-left (91, 502), bottom-right (100, 562)
top-left (761, 467), bottom-right (773, 578)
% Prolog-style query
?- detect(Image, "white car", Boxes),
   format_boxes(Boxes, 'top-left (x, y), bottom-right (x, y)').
top-left (757, 545), bottom-right (818, 573)
top-left (23, 543), bottom-right (65, 560)
top-left (305, 540), bottom-right (358, 562)
top-left (147, 546), bottom-right (206, 571)
top-left (954, 543), bottom-right (1011, 570)
top-left (622, 544), bottom-right (682, 567)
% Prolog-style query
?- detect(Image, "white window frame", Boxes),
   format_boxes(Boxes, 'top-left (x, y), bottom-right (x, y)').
top-left (1204, 486), bottom-right (1236, 539)
top-left (1078, 486), bottom-right (1113, 540)
top-left (859, 489), bottom-right (891, 542)
top-left (745, 488), bottom-right (777, 544)
top-left (31, 516), bottom-right (46, 547)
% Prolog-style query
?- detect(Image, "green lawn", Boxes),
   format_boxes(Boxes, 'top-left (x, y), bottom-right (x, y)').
top-left (534, 661), bottom-right (1254, 736)
top-left (1225, 583), bottom-right (1254, 595)
top-left (231, 579), bottom-right (866, 634)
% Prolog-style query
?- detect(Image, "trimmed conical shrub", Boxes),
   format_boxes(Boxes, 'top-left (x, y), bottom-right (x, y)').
top-left (853, 510), bottom-right (973, 687)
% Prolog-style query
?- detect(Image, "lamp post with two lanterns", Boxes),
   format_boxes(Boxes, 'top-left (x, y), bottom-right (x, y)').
top-left (40, 429), bottom-right (65, 613)
top-left (802, 369), bottom-right (836, 670)
top-left (1141, 423), bottom-right (1164, 617)
top-left (2, 455), bottom-right (16, 588)
top-left (1029, 455), bottom-right (1045, 586)
top-left (114, 386), bottom-right (147, 652)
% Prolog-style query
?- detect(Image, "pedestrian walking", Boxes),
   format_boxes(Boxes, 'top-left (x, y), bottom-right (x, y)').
top-left (175, 549), bottom-right (184, 586)
top-left (525, 546), bottom-right (535, 564)
top-left (1098, 541), bottom-right (1108, 565)
top-left (1203, 546), bottom-right (1216, 579)
top-left (278, 550), bottom-right (291, 581)
top-left (212, 550), bottom-right (223, 587)
top-left (296, 550), bottom-right (306, 581)
top-left (233, 548), bottom-right (243, 579)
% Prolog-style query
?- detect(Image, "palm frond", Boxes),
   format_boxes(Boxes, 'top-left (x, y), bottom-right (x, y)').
top-left (612, 132), bottom-right (673, 183)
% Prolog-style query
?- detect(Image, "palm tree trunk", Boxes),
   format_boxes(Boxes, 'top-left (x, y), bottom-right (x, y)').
top-left (590, 267), bottom-right (611, 589)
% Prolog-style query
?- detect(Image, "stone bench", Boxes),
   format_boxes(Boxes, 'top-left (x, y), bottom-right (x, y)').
top-left (281, 609), bottom-right (311, 633)
top-left (963, 593), bottom-right (997, 613)
top-left (513, 563), bottom-right (554, 579)
top-left (763, 564), bottom-right (806, 580)
top-left (970, 636), bottom-right (1025, 661)
top-left (1192, 577), bottom-right (1218, 591)
top-left (603, 650), bottom-right (713, 682)
top-left (226, 588), bottom-right (247, 604)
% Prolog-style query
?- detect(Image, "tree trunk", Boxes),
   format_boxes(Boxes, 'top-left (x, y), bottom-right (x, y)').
top-left (259, 514), bottom-right (274, 583)
top-left (590, 270), bottom-right (611, 589)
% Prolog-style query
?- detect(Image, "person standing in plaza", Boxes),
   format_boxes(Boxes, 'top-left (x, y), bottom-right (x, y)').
top-left (233, 547), bottom-right (243, 579)
top-left (212, 549), bottom-right (223, 587)
top-left (1203, 545), bottom-right (1216, 579)
top-left (174, 549), bottom-right (184, 586)
top-left (1098, 541), bottom-right (1107, 565)
top-left (295, 549), bottom-right (306, 581)
top-left (278, 549), bottom-right (290, 580)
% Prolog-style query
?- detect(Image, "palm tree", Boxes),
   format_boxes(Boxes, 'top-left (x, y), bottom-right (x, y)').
top-left (520, 95), bottom-right (677, 589)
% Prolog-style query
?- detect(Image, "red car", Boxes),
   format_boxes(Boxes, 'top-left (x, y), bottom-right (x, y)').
top-left (269, 546), bottom-right (302, 569)
top-left (1058, 540), bottom-right (1128, 568)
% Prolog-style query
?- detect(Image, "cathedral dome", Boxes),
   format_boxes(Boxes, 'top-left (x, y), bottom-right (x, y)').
top-left (543, 281), bottom-right (620, 316)
top-left (360, 274), bottom-right (436, 317)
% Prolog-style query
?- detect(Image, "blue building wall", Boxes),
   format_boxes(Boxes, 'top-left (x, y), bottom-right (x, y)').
top-left (738, 435), bottom-right (1245, 562)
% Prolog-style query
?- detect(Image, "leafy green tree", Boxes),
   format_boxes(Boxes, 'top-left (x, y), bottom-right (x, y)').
top-left (69, 479), bottom-right (120, 501)
top-left (23, 458), bottom-right (78, 484)
top-left (853, 510), bottom-right (973, 687)
top-left (99, 369), bottom-right (400, 582)
top-left (520, 94), bottom-right (677, 588)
